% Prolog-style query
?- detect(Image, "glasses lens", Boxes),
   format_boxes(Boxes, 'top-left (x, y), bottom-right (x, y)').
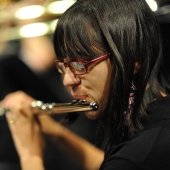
top-left (56, 62), bottom-right (66, 74)
top-left (70, 62), bottom-right (86, 75)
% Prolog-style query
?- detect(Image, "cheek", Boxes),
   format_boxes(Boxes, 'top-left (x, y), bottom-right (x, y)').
top-left (88, 62), bottom-right (110, 102)
top-left (96, 71), bottom-right (109, 100)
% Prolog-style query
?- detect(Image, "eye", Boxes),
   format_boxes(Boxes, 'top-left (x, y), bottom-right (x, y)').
top-left (70, 62), bottom-right (86, 74)
top-left (56, 62), bottom-right (66, 74)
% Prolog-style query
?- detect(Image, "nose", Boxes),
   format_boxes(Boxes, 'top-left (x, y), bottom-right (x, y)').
top-left (63, 67), bottom-right (80, 87)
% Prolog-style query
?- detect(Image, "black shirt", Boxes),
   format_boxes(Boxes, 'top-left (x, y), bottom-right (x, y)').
top-left (100, 96), bottom-right (170, 170)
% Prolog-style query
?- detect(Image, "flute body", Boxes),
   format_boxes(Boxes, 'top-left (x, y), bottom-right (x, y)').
top-left (0, 99), bottom-right (99, 116)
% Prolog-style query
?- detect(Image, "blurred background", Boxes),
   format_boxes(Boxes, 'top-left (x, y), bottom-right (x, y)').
top-left (0, 0), bottom-right (170, 50)
top-left (0, 0), bottom-right (76, 42)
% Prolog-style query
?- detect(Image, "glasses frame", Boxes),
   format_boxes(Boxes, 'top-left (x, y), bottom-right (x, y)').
top-left (56, 53), bottom-right (109, 75)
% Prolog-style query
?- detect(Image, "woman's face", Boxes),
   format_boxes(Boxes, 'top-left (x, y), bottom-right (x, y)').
top-left (62, 56), bottom-right (111, 119)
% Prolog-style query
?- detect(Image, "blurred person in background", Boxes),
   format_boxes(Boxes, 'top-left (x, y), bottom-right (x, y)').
top-left (0, 36), bottom-right (68, 101)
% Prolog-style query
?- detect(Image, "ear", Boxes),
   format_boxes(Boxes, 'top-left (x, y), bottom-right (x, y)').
top-left (133, 62), bottom-right (140, 75)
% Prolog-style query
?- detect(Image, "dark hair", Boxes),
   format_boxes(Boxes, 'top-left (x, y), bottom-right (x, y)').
top-left (158, 23), bottom-right (170, 94)
top-left (144, 22), bottom-right (170, 119)
top-left (147, 23), bottom-right (170, 96)
top-left (53, 0), bottom-right (162, 143)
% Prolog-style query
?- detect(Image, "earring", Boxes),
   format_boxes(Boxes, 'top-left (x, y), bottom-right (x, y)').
top-left (128, 81), bottom-right (137, 115)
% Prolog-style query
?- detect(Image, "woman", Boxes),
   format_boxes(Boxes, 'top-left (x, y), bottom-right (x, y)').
top-left (0, 0), bottom-right (167, 170)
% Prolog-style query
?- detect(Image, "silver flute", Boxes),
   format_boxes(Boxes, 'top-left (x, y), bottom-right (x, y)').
top-left (0, 99), bottom-right (99, 116)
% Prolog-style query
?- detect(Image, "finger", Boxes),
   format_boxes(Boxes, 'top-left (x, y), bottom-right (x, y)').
top-left (1, 91), bottom-right (34, 108)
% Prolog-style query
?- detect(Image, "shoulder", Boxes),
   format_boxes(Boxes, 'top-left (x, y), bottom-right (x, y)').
top-left (0, 55), bottom-right (31, 75)
top-left (0, 54), bottom-right (21, 68)
top-left (101, 122), bottom-right (170, 170)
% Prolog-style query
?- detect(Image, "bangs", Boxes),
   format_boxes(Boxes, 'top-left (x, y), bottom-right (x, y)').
top-left (53, 3), bottom-right (108, 61)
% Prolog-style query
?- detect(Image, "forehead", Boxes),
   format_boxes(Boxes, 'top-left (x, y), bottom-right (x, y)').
top-left (55, 24), bottom-right (106, 62)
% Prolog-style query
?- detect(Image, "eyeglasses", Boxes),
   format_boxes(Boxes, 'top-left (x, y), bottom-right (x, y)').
top-left (56, 54), bottom-right (109, 75)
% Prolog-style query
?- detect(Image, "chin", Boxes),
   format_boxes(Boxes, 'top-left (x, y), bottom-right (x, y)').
top-left (84, 111), bottom-right (99, 120)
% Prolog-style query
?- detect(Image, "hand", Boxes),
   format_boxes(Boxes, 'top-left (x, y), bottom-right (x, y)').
top-left (0, 91), bottom-right (44, 170)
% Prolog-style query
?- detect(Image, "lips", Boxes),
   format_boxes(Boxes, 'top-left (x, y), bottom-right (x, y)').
top-left (71, 95), bottom-right (88, 100)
